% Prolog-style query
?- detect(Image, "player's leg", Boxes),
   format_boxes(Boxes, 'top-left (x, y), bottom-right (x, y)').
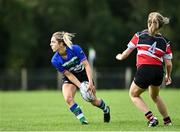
top-left (149, 85), bottom-right (172, 125)
top-left (131, 65), bottom-right (160, 127)
top-left (77, 70), bottom-right (111, 123)
top-left (62, 83), bottom-right (88, 124)
top-left (129, 81), bottom-right (158, 127)
top-left (90, 97), bottom-right (110, 123)
top-left (129, 81), bottom-right (148, 112)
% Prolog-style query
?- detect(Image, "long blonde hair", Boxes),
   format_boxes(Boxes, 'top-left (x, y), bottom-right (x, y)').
top-left (52, 31), bottom-right (75, 49)
top-left (148, 12), bottom-right (169, 35)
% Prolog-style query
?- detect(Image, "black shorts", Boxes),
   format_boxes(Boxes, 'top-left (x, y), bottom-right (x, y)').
top-left (62, 70), bottom-right (88, 84)
top-left (134, 65), bottom-right (164, 89)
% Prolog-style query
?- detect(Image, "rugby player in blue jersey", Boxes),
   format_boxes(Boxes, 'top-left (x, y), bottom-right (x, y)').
top-left (50, 31), bottom-right (110, 124)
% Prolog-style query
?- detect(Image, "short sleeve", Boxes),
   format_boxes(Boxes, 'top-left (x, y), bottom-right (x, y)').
top-left (127, 33), bottom-right (139, 49)
top-left (163, 43), bottom-right (173, 60)
top-left (72, 45), bottom-right (87, 62)
top-left (51, 59), bottom-right (65, 73)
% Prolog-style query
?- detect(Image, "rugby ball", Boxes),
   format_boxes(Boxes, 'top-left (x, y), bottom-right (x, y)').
top-left (80, 81), bottom-right (95, 102)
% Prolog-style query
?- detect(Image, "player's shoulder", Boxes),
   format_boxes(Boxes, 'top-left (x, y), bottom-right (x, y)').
top-left (156, 33), bottom-right (170, 44)
top-left (71, 44), bottom-right (82, 50)
top-left (51, 52), bottom-right (59, 60)
top-left (71, 44), bottom-right (83, 53)
top-left (51, 52), bottom-right (62, 64)
top-left (136, 29), bottom-right (149, 37)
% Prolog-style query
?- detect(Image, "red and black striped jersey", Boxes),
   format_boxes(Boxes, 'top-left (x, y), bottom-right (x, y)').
top-left (127, 30), bottom-right (173, 67)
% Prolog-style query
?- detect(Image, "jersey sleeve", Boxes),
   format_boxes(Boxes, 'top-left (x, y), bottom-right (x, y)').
top-left (163, 43), bottom-right (173, 60)
top-left (51, 58), bottom-right (65, 73)
top-left (72, 45), bottom-right (87, 62)
top-left (127, 33), bottom-right (139, 49)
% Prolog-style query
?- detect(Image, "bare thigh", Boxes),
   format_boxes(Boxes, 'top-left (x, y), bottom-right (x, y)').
top-left (129, 81), bottom-right (145, 97)
top-left (62, 83), bottom-right (77, 106)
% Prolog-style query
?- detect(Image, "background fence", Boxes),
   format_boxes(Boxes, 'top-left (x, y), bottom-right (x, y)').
top-left (0, 67), bottom-right (179, 90)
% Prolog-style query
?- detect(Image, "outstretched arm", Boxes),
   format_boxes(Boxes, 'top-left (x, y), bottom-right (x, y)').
top-left (116, 48), bottom-right (134, 60)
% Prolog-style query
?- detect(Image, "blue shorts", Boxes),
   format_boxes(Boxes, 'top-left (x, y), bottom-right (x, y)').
top-left (134, 65), bottom-right (164, 89)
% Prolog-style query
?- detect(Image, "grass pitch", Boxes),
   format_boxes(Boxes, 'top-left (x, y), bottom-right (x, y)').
top-left (0, 89), bottom-right (180, 131)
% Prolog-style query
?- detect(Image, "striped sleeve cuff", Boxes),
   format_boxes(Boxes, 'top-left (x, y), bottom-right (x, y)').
top-left (127, 42), bottom-right (136, 49)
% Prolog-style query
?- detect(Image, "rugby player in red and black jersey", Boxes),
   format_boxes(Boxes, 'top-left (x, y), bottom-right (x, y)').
top-left (116, 12), bottom-right (172, 127)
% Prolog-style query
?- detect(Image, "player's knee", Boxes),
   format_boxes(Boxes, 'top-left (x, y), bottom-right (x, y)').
top-left (65, 96), bottom-right (74, 105)
top-left (90, 98), bottom-right (99, 106)
top-left (129, 89), bottom-right (138, 98)
top-left (129, 92), bottom-right (136, 103)
top-left (129, 89), bottom-right (142, 104)
top-left (150, 94), bottom-right (159, 102)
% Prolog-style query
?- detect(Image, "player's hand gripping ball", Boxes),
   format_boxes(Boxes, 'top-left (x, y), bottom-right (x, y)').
top-left (80, 81), bottom-right (95, 102)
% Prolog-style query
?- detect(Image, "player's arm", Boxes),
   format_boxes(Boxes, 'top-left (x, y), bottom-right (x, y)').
top-left (82, 59), bottom-right (95, 93)
top-left (116, 48), bottom-right (134, 60)
top-left (116, 33), bottom-right (138, 60)
top-left (63, 70), bottom-right (81, 88)
top-left (164, 59), bottom-right (172, 85)
top-left (163, 42), bottom-right (173, 85)
top-left (73, 45), bottom-right (95, 92)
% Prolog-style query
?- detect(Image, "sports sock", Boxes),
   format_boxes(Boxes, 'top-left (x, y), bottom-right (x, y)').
top-left (145, 111), bottom-right (155, 121)
top-left (70, 103), bottom-right (87, 123)
top-left (163, 116), bottom-right (172, 125)
top-left (97, 100), bottom-right (109, 113)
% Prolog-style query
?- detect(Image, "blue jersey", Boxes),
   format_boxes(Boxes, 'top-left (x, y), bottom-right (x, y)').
top-left (51, 44), bottom-right (87, 74)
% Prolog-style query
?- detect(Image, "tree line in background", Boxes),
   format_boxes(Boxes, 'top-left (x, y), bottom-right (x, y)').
top-left (0, 0), bottom-right (180, 75)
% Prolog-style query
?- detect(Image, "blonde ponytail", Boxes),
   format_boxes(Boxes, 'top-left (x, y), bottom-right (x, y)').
top-left (52, 31), bottom-right (75, 49)
top-left (163, 17), bottom-right (170, 25)
top-left (63, 32), bottom-right (75, 49)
